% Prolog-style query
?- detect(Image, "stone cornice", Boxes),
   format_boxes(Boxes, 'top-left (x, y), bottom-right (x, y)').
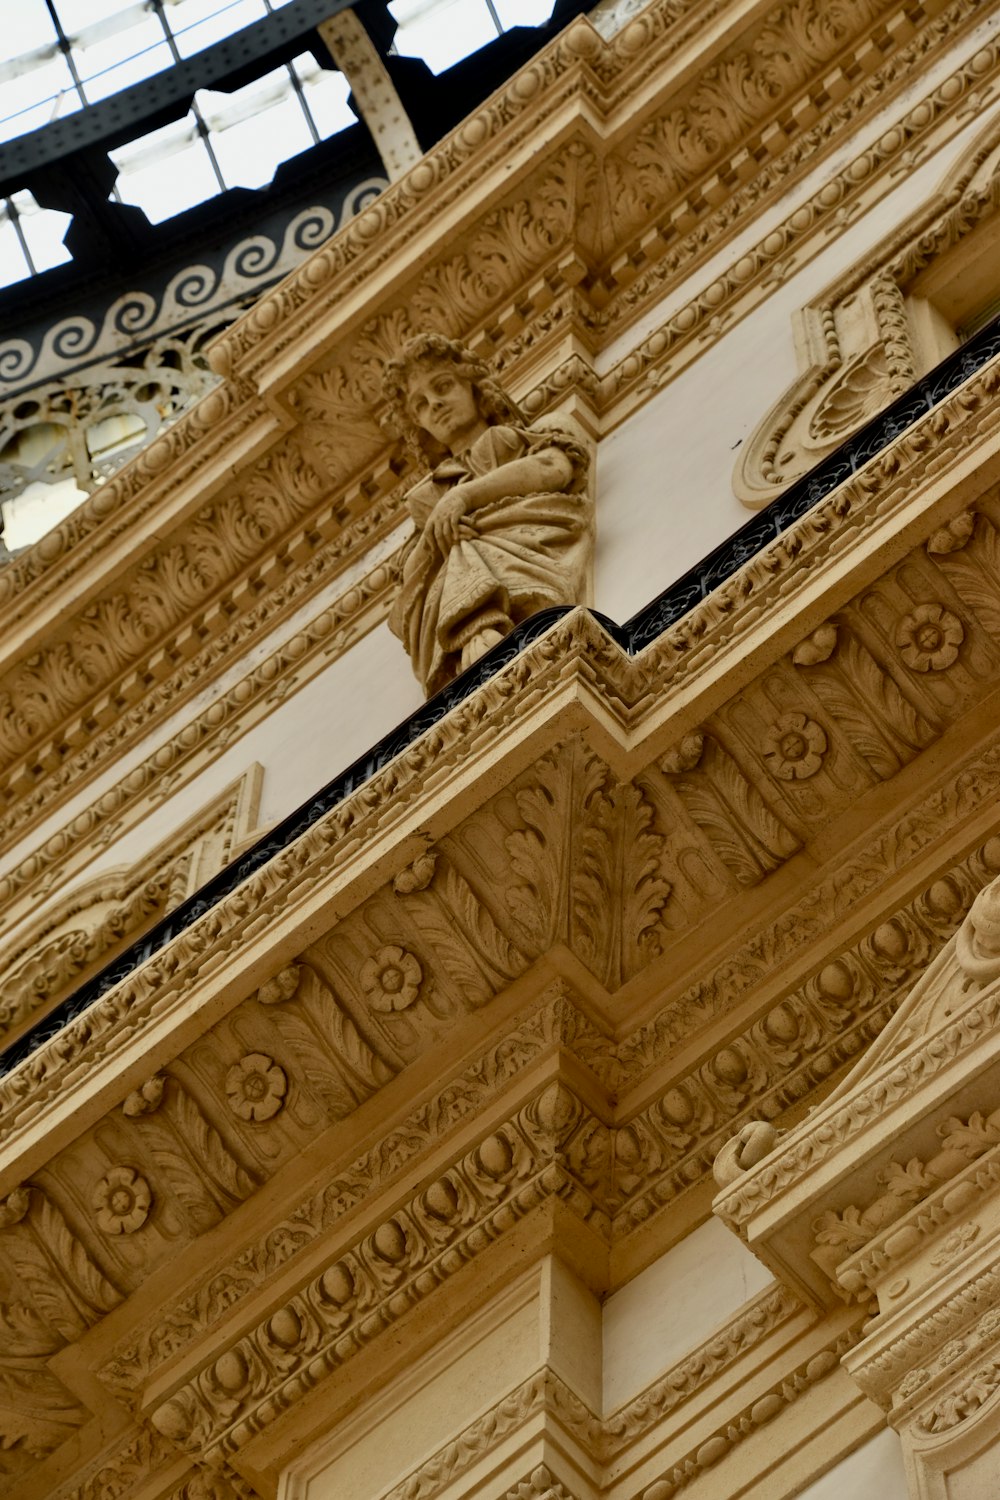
top-left (6, 345), bottom-right (1000, 1140)
top-left (0, 0), bottom-right (988, 870)
top-left (4, 290), bottom-right (1000, 932)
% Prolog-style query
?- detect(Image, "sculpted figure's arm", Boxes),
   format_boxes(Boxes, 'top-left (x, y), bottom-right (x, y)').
top-left (428, 446), bottom-right (575, 550)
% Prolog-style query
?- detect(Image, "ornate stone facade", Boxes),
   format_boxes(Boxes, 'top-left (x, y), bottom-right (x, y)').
top-left (4, 3), bottom-right (1000, 1499)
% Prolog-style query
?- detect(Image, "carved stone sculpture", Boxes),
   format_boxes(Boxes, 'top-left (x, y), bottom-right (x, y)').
top-left (382, 334), bottom-right (593, 695)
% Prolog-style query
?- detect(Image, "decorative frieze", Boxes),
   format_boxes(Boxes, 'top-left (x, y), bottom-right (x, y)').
top-left (0, 0), bottom-right (990, 885)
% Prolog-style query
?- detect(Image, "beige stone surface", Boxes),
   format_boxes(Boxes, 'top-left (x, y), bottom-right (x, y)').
top-left (8, 2), bottom-right (1000, 1498)
top-left (602, 1219), bottom-right (774, 1411)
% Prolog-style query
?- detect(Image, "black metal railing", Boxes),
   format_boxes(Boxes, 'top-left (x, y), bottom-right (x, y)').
top-left (4, 316), bottom-right (1000, 1077)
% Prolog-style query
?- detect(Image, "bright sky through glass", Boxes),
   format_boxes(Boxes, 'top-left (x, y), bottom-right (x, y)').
top-left (0, 0), bottom-right (559, 287)
top-left (389, 0), bottom-right (555, 74)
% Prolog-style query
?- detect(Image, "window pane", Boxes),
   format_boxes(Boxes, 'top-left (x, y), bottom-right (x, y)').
top-left (493, 0), bottom-right (556, 25)
top-left (111, 113), bottom-right (222, 222)
top-left (4, 0), bottom-right (58, 54)
top-left (8, 191), bottom-right (73, 274)
top-left (388, 0), bottom-right (499, 75)
top-left (1, 478), bottom-right (90, 551)
top-left (79, 39), bottom-right (173, 102)
top-left (292, 55), bottom-right (355, 140)
top-left (54, 0), bottom-right (142, 30)
top-left (0, 55), bottom-right (80, 144)
top-left (169, 0), bottom-right (268, 57)
top-left (198, 70), bottom-right (312, 188)
top-left (0, 215), bottom-right (30, 290)
top-left (69, 11), bottom-right (167, 74)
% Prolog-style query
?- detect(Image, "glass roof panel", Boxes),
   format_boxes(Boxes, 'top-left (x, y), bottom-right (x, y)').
top-left (388, 0), bottom-right (499, 75)
top-left (0, 54), bottom-right (80, 145)
top-left (74, 26), bottom-right (174, 103)
top-left (0, 216), bottom-right (30, 291)
top-left (292, 55), bottom-right (355, 139)
top-left (389, 0), bottom-right (557, 74)
top-left (56, 0), bottom-right (144, 29)
top-left (0, 0), bottom-right (561, 285)
top-left (493, 0), bottom-right (556, 23)
top-left (4, 0), bottom-right (59, 54)
top-left (110, 111), bottom-right (222, 222)
top-left (2, 479), bottom-right (91, 551)
top-left (171, 0), bottom-right (269, 58)
top-left (198, 66), bottom-right (313, 188)
top-left (8, 191), bottom-right (73, 274)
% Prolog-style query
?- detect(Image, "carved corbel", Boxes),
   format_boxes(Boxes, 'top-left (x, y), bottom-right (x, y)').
top-left (712, 871), bottom-right (1000, 1499)
top-left (659, 729), bottom-right (799, 886)
top-left (791, 621), bottom-right (936, 778)
top-left (733, 287), bottom-right (904, 508)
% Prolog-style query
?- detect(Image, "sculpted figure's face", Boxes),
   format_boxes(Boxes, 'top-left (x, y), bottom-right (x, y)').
top-left (406, 365), bottom-right (485, 452)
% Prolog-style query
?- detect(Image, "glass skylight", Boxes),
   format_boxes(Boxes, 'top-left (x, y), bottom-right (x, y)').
top-left (0, 0), bottom-right (293, 146)
top-left (110, 53), bottom-right (355, 223)
top-left (0, 192), bottom-right (73, 288)
top-left (0, 0), bottom-right (560, 285)
top-left (388, 0), bottom-right (556, 75)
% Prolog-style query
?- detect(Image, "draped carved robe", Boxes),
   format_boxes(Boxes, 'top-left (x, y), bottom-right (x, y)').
top-left (389, 422), bottom-right (592, 696)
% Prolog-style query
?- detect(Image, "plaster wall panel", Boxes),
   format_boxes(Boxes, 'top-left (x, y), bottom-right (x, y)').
top-left (795, 1428), bottom-right (909, 1499)
top-left (594, 99), bottom-right (1000, 625)
top-left (602, 1218), bottom-right (773, 1412)
top-left (113, 618), bottom-right (420, 855)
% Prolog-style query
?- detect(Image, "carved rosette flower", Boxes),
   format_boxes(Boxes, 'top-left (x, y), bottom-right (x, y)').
top-left (896, 603), bottom-right (963, 672)
top-left (763, 712), bottom-right (827, 780)
top-left (0, 1186), bottom-right (30, 1227)
top-left (93, 1166), bottom-right (151, 1235)
top-left (225, 1053), bottom-right (287, 1122)
top-left (122, 1075), bottom-right (165, 1117)
top-left (360, 944), bottom-right (422, 1012)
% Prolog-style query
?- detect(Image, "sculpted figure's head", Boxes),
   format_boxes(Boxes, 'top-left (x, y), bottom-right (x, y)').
top-left (382, 333), bottom-right (522, 463)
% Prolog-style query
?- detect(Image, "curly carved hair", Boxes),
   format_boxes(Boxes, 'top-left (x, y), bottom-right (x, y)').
top-left (381, 333), bottom-right (523, 463)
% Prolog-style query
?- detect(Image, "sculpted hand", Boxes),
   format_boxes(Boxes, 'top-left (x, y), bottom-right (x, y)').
top-left (429, 491), bottom-right (472, 550)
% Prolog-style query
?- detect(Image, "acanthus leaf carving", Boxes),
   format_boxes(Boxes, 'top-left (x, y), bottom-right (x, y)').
top-left (574, 775), bottom-right (671, 987)
top-left (0, 437), bottom-right (329, 774)
top-left (0, 1187), bottom-right (120, 1342)
top-left (258, 962), bottom-right (396, 1119)
top-left (934, 511), bottom-right (1000, 643)
top-left (794, 623), bottom-right (935, 777)
top-left (505, 739), bottom-right (670, 986)
top-left (661, 733), bottom-right (799, 885)
top-left (395, 854), bottom-right (528, 1002)
top-left (506, 740), bottom-right (597, 952)
top-left (129, 1075), bottom-right (256, 1232)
